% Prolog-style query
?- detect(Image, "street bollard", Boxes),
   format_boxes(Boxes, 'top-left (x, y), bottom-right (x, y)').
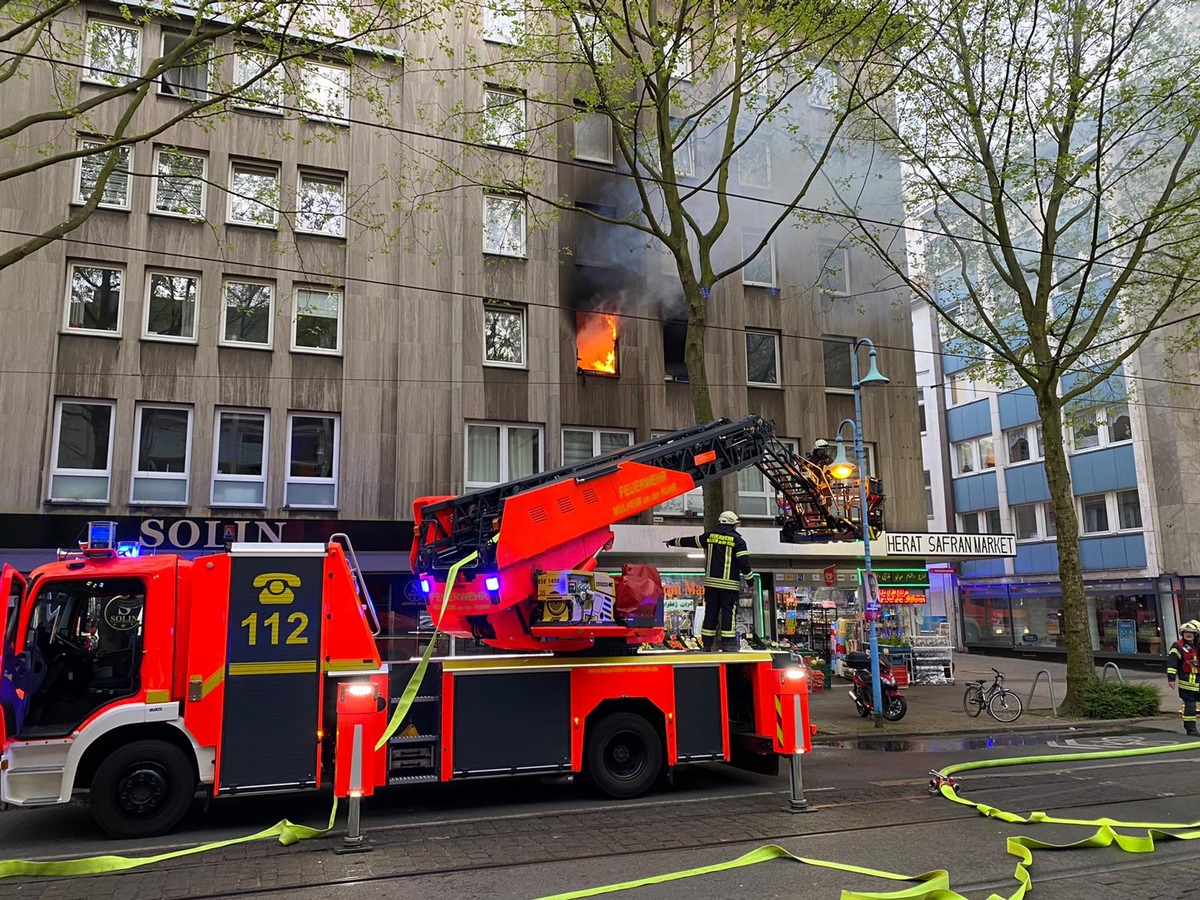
top-left (783, 694), bottom-right (817, 813)
top-left (337, 723), bottom-right (373, 854)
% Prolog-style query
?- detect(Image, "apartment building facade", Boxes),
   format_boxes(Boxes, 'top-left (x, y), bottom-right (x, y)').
top-left (0, 3), bottom-right (925, 655)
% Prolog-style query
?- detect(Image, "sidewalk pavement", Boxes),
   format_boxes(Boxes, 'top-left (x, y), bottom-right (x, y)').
top-left (808, 649), bottom-right (1185, 739)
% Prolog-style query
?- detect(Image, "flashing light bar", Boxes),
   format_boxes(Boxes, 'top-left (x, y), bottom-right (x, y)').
top-left (86, 521), bottom-right (119, 551)
top-left (485, 576), bottom-right (500, 592)
top-left (116, 542), bottom-right (142, 558)
top-left (419, 578), bottom-right (431, 594)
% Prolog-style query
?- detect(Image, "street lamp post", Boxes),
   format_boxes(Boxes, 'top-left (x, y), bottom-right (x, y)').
top-left (830, 338), bottom-right (889, 727)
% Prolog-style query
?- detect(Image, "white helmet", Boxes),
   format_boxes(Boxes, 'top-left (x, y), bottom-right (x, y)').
top-left (718, 510), bottom-right (740, 525)
top-left (814, 439), bottom-right (830, 449)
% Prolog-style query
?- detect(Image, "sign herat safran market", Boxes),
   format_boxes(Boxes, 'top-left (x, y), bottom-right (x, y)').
top-left (884, 531), bottom-right (1016, 558)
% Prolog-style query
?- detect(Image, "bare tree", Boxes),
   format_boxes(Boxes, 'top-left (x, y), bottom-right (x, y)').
top-left (837, 0), bottom-right (1200, 709)
top-left (412, 0), bottom-right (915, 525)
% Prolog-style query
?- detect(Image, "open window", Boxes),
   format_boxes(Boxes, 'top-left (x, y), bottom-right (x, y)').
top-left (18, 577), bottom-right (145, 737)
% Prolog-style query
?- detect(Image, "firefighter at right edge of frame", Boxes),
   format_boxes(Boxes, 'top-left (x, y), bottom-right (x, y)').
top-left (664, 511), bottom-right (755, 652)
top-left (1167, 620), bottom-right (1200, 736)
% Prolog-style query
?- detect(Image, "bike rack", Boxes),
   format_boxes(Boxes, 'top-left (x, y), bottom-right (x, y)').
top-left (1026, 669), bottom-right (1059, 717)
top-left (1101, 662), bottom-right (1124, 682)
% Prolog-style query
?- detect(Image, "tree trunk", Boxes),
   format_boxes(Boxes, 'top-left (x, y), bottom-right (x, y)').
top-left (1036, 392), bottom-right (1096, 712)
top-left (681, 282), bottom-right (720, 530)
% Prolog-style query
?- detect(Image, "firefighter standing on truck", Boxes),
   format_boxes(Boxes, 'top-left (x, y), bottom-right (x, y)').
top-left (1168, 620), bottom-right (1200, 736)
top-left (664, 511), bottom-right (754, 652)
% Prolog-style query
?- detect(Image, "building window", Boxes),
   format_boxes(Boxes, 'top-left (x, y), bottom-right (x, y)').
top-left (745, 330), bottom-right (779, 386)
top-left (212, 409), bottom-right (268, 507)
top-left (144, 271), bottom-right (198, 341)
top-left (822, 335), bottom-right (853, 391)
top-left (84, 20), bottom-right (140, 86)
top-left (159, 33), bottom-right (209, 98)
top-left (465, 422), bottom-right (542, 489)
top-left (740, 438), bottom-right (797, 518)
top-left (49, 399), bottom-right (114, 502)
top-left (233, 49), bottom-right (284, 112)
top-left (1080, 493), bottom-right (1109, 534)
top-left (152, 148), bottom-right (206, 218)
top-left (562, 428), bottom-right (632, 465)
top-left (286, 413), bottom-right (339, 508)
top-left (221, 280), bottom-right (273, 347)
top-left (1117, 489), bottom-right (1142, 530)
top-left (1005, 423), bottom-right (1044, 464)
top-left (664, 29), bottom-right (692, 80)
top-left (228, 162), bottom-right (279, 228)
top-left (483, 1), bottom-right (524, 43)
top-left (65, 263), bottom-right (123, 335)
top-left (76, 139), bottom-right (131, 209)
top-left (952, 436), bottom-right (995, 476)
top-left (924, 470), bottom-right (934, 518)
top-left (946, 372), bottom-right (980, 407)
top-left (1072, 403), bottom-right (1132, 451)
top-left (737, 138), bottom-right (771, 188)
top-left (574, 14), bottom-right (611, 62)
top-left (130, 404), bottom-right (192, 505)
top-left (483, 302), bottom-right (526, 367)
top-left (670, 117), bottom-right (696, 178)
top-left (574, 110), bottom-right (613, 163)
top-left (957, 512), bottom-right (980, 534)
top-left (918, 388), bottom-right (927, 433)
top-left (297, 171), bottom-right (346, 237)
top-left (817, 239), bottom-right (849, 295)
top-left (299, 61), bottom-right (350, 121)
top-left (483, 87), bottom-right (526, 149)
top-left (483, 194), bottom-right (526, 257)
top-left (809, 63), bottom-right (837, 109)
top-left (292, 287), bottom-right (342, 353)
top-left (1044, 501), bottom-right (1057, 536)
top-left (742, 231), bottom-right (776, 287)
top-left (984, 508), bottom-right (1002, 534)
top-left (958, 508), bottom-right (1002, 535)
top-left (654, 429), bottom-right (703, 516)
top-left (1012, 503), bottom-right (1039, 540)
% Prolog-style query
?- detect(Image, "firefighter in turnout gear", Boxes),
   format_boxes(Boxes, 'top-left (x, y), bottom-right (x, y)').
top-left (664, 511), bottom-right (754, 651)
top-left (1168, 620), bottom-right (1200, 735)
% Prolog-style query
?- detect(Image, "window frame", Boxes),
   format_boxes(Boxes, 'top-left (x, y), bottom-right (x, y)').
top-left (482, 193), bottom-right (527, 257)
top-left (296, 170), bottom-right (347, 237)
top-left (83, 19), bottom-right (141, 87)
top-left (226, 160), bottom-right (280, 228)
top-left (1116, 488), bottom-right (1143, 531)
top-left (285, 412), bottom-right (340, 509)
top-left (924, 470), bottom-right (934, 519)
top-left (957, 508), bottom-right (1002, 536)
top-left (560, 427), bottom-right (633, 466)
top-left (1004, 423), bottom-right (1044, 465)
top-left (464, 421), bottom-right (544, 490)
top-left (739, 437), bottom-right (797, 518)
top-left (483, 301), bottom-right (527, 368)
top-left (48, 398), bottom-right (116, 504)
top-left (817, 238), bottom-right (849, 296)
top-left (918, 388), bottom-right (927, 434)
top-left (291, 286), bottom-right (344, 355)
top-left (299, 60), bottom-right (350, 123)
top-left (129, 402), bottom-right (193, 506)
top-left (151, 147), bottom-right (207, 219)
top-left (158, 32), bottom-right (210, 99)
top-left (737, 137), bottom-right (772, 189)
top-left (1077, 490), bottom-right (1144, 535)
top-left (822, 335), bottom-right (854, 393)
top-left (1011, 502), bottom-right (1040, 541)
top-left (220, 279), bottom-right (275, 349)
top-left (573, 109), bottom-right (613, 164)
top-left (1071, 403), bottom-right (1132, 453)
top-left (233, 49), bottom-right (285, 113)
top-left (64, 262), bottom-right (124, 336)
top-left (142, 269), bottom-right (200, 343)
top-left (75, 138), bottom-right (131, 210)
top-left (211, 407), bottom-right (270, 508)
top-left (951, 435), bottom-right (996, 477)
top-left (482, 2), bottom-right (524, 44)
top-left (745, 329), bottom-right (780, 387)
top-left (574, 14), bottom-right (611, 63)
top-left (483, 86), bottom-right (526, 150)
top-left (741, 230), bottom-right (776, 288)
top-left (808, 62), bottom-right (837, 109)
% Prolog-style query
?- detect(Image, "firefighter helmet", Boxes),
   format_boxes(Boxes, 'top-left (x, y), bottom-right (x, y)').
top-left (718, 510), bottom-right (741, 526)
top-left (1183, 620), bottom-right (1200, 636)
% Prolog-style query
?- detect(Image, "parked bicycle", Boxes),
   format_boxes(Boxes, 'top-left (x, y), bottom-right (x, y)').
top-left (962, 668), bottom-right (1024, 722)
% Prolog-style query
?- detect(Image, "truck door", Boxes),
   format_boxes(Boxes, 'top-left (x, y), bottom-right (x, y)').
top-left (16, 577), bottom-right (145, 738)
top-left (0, 565), bottom-right (28, 745)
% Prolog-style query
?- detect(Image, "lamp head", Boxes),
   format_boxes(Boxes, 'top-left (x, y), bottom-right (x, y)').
top-left (828, 439), bottom-right (856, 480)
top-left (857, 348), bottom-right (889, 387)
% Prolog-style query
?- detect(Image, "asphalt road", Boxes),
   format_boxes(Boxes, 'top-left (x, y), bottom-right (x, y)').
top-left (3, 727), bottom-right (1199, 900)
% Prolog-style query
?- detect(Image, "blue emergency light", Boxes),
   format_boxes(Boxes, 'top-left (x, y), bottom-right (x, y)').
top-left (116, 542), bottom-right (142, 558)
top-left (485, 576), bottom-right (500, 592)
top-left (86, 521), bottom-right (119, 551)
top-left (419, 578), bottom-right (431, 594)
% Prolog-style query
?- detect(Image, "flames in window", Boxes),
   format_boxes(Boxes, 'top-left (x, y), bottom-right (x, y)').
top-left (576, 312), bottom-right (618, 375)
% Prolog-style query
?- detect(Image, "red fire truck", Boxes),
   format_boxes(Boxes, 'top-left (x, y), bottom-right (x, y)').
top-left (0, 415), bottom-right (879, 837)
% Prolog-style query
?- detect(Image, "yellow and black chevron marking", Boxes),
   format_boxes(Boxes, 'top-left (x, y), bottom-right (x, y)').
top-left (773, 695), bottom-right (784, 746)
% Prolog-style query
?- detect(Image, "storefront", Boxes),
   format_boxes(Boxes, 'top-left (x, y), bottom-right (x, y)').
top-left (959, 576), bottom-right (1189, 660)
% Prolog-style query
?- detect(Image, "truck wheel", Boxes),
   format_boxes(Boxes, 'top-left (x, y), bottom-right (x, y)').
top-left (89, 739), bottom-right (196, 838)
top-left (586, 712), bottom-right (663, 800)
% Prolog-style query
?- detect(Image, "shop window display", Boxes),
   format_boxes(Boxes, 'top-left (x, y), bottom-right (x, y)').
top-left (960, 584), bottom-right (1012, 645)
top-left (1091, 590), bottom-right (1163, 655)
top-left (1009, 587), bottom-right (1064, 648)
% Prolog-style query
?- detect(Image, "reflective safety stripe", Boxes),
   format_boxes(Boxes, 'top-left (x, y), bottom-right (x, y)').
top-left (228, 661), bottom-right (318, 676)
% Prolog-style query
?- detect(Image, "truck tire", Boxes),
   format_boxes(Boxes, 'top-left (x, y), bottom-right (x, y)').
top-left (89, 739), bottom-right (196, 838)
top-left (586, 712), bottom-right (663, 800)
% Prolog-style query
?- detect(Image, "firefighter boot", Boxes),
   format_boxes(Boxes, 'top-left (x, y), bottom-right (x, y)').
top-left (701, 634), bottom-right (717, 652)
top-left (721, 636), bottom-right (739, 653)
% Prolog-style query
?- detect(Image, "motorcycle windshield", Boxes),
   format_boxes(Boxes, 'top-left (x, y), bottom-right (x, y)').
top-left (0, 564), bottom-right (28, 750)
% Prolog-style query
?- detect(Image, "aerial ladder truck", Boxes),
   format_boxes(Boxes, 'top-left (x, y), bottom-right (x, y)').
top-left (0, 415), bottom-right (881, 837)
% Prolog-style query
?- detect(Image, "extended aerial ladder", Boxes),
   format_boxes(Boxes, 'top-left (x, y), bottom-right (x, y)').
top-left (411, 414), bottom-right (884, 653)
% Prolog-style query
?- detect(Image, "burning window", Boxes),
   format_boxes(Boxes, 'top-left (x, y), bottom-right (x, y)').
top-left (576, 312), bottom-right (618, 375)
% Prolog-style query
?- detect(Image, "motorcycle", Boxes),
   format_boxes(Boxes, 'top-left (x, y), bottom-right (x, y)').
top-left (848, 661), bottom-right (908, 722)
